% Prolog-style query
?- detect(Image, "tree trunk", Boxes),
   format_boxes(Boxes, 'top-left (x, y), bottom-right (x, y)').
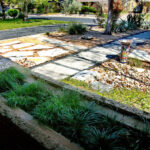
top-left (104, 0), bottom-right (114, 35)
top-left (0, 0), bottom-right (6, 20)
top-left (23, 0), bottom-right (28, 21)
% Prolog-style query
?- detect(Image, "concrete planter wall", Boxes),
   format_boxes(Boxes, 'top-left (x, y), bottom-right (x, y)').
top-left (0, 96), bottom-right (83, 150)
top-left (32, 72), bottom-right (150, 134)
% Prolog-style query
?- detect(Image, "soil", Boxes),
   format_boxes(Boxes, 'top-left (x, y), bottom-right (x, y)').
top-left (49, 27), bottom-right (148, 48)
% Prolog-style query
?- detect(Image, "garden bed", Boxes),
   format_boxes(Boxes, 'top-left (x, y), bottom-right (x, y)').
top-left (0, 66), bottom-right (150, 150)
top-left (63, 57), bottom-right (150, 113)
top-left (47, 26), bottom-right (148, 48)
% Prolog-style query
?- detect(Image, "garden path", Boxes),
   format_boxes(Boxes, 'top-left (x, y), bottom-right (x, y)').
top-left (31, 31), bottom-right (150, 80)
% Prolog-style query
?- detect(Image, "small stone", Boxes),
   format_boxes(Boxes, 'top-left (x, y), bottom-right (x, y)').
top-left (91, 81), bottom-right (114, 92)
top-left (81, 35), bottom-right (93, 40)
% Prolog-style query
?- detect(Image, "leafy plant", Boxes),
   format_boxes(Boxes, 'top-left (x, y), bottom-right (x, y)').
top-left (67, 23), bottom-right (87, 35)
top-left (58, 26), bottom-right (67, 33)
top-left (81, 6), bottom-right (96, 14)
top-left (0, 67), bottom-right (25, 92)
top-left (8, 9), bottom-right (19, 19)
top-left (62, 0), bottom-right (82, 14)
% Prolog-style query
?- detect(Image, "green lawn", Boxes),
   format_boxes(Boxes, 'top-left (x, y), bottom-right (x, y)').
top-left (62, 78), bottom-right (150, 113)
top-left (0, 19), bottom-right (70, 30)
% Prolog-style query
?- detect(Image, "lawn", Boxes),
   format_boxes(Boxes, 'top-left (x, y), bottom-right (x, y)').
top-left (0, 19), bottom-right (70, 30)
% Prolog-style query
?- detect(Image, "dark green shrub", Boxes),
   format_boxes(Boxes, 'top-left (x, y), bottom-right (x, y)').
top-left (67, 23), bottom-right (87, 35)
top-left (81, 6), bottom-right (96, 14)
top-left (37, 4), bottom-right (44, 14)
top-left (8, 9), bottom-right (19, 19)
top-left (18, 12), bottom-right (24, 19)
top-left (0, 67), bottom-right (25, 92)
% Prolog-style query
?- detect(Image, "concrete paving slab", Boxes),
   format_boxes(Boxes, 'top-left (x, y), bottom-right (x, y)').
top-left (0, 49), bottom-right (12, 53)
top-left (31, 62), bottom-right (78, 80)
top-left (41, 37), bottom-right (87, 51)
top-left (129, 49), bottom-right (150, 62)
top-left (38, 48), bottom-right (67, 57)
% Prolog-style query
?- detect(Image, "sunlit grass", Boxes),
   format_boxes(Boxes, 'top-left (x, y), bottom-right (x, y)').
top-left (62, 78), bottom-right (150, 113)
top-left (0, 19), bottom-right (70, 30)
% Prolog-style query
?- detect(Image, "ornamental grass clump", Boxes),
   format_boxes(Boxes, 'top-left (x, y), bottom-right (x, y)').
top-left (0, 67), bottom-right (25, 92)
top-left (3, 82), bottom-right (52, 112)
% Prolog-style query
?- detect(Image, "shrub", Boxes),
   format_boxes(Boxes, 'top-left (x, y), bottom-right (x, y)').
top-left (0, 67), bottom-right (25, 92)
top-left (18, 12), bottom-right (24, 19)
top-left (58, 26), bottom-right (67, 33)
top-left (8, 9), bottom-right (19, 19)
top-left (63, 0), bottom-right (82, 14)
top-left (81, 6), bottom-right (96, 14)
top-left (67, 23), bottom-right (87, 35)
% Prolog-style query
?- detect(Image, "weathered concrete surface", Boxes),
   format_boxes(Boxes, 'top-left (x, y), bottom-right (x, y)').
top-left (32, 56), bottom-right (94, 80)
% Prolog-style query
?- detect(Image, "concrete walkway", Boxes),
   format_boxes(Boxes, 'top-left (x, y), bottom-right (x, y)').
top-left (31, 31), bottom-right (150, 80)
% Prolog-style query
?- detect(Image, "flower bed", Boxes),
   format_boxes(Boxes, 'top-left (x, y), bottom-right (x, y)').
top-left (0, 67), bottom-right (150, 150)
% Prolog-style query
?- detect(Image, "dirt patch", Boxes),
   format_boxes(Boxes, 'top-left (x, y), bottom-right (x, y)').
top-left (48, 27), bottom-right (148, 48)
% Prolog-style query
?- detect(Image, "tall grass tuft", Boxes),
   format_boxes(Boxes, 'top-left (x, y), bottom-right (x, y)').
top-left (0, 67), bottom-right (25, 92)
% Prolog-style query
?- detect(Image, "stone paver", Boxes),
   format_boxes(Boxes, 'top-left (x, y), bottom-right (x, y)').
top-left (38, 48), bottom-right (68, 57)
top-left (21, 45), bottom-right (53, 51)
top-left (32, 56), bottom-right (94, 80)
top-left (129, 49), bottom-right (150, 62)
top-left (3, 51), bottom-right (33, 57)
top-left (32, 31), bottom-right (150, 80)
top-left (12, 43), bottom-right (34, 49)
top-left (0, 48), bottom-right (12, 53)
top-left (0, 41), bottom-right (21, 46)
top-left (40, 36), bottom-right (87, 52)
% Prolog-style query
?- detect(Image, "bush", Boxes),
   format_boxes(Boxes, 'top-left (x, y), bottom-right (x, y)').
top-left (8, 9), bottom-right (19, 19)
top-left (81, 6), bottom-right (96, 14)
top-left (18, 12), bottom-right (24, 19)
top-left (67, 23), bottom-right (87, 35)
top-left (63, 0), bottom-right (82, 14)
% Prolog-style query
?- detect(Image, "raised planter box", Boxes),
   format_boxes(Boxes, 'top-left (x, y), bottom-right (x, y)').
top-left (0, 96), bottom-right (83, 150)
top-left (31, 72), bottom-right (150, 134)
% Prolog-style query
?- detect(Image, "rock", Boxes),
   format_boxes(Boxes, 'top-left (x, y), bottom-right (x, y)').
top-left (72, 70), bottom-right (100, 83)
top-left (91, 81), bottom-right (114, 92)
top-left (81, 35), bottom-right (93, 40)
